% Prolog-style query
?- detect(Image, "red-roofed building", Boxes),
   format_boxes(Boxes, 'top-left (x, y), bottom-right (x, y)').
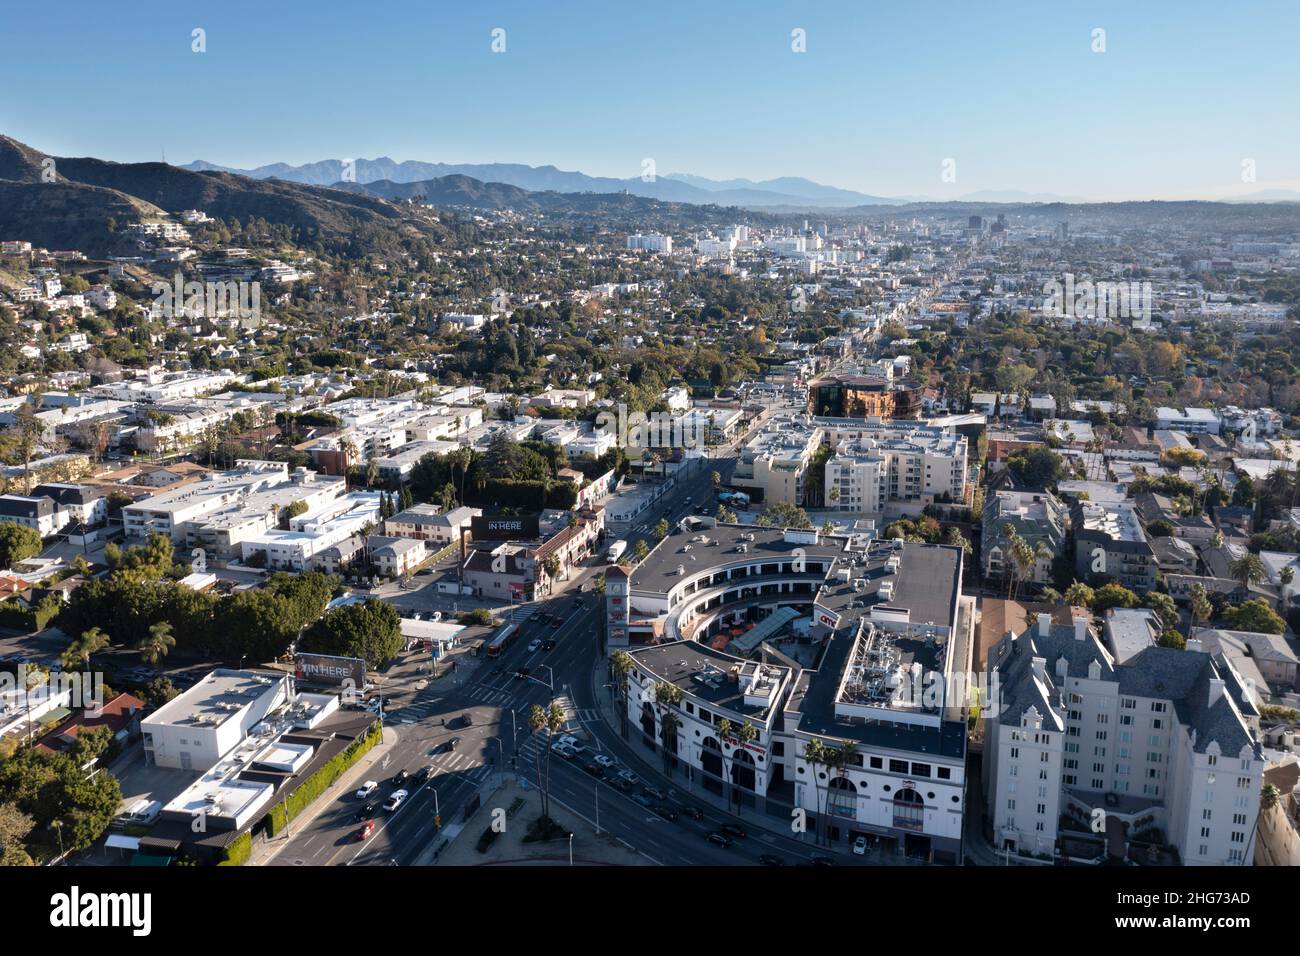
top-left (36, 692), bottom-right (144, 758)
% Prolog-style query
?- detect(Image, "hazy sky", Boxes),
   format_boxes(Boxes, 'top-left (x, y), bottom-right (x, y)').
top-left (4, 0), bottom-right (1297, 200)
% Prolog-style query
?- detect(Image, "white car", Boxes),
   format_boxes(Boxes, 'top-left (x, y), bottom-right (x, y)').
top-left (557, 735), bottom-right (585, 753)
top-left (616, 769), bottom-right (638, 786)
top-left (527, 639), bottom-right (542, 653)
top-left (592, 754), bottom-right (615, 768)
top-left (356, 781), bottom-right (379, 799)
top-left (550, 742), bottom-right (578, 759)
top-left (852, 836), bottom-right (867, 856)
top-left (384, 790), bottom-right (409, 812)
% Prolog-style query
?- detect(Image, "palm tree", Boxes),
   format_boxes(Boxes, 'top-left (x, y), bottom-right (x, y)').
top-left (339, 437), bottom-right (358, 476)
top-left (1064, 581), bottom-right (1095, 609)
top-left (830, 738), bottom-right (858, 832)
top-left (731, 721), bottom-right (760, 815)
top-left (652, 681), bottom-right (684, 775)
top-left (61, 627), bottom-right (109, 672)
top-left (1010, 536), bottom-right (1036, 602)
top-left (803, 739), bottom-right (828, 845)
top-left (541, 554), bottom-right (561, 594)
top-left (1229, 553), bottom-right (1267, 597)
top-left (1188, 582), bottom-right (1212, 642)
top-left (717, 718), bottom-right (734, 808)
top-left (659, 710), bottom-right (682, 777)
top-left (455, 446), bottom-right (473, 506)
top-left (528, 701), bottom-right (565, 821)
top-left (1000, 524), bottom-right (1020, 600)
top-left (1278, 566), bottom-right (1294, 617)
top-left (136, 621), bottom-right (175, 666)
top-left (608, 650), bottom-right (633, 738)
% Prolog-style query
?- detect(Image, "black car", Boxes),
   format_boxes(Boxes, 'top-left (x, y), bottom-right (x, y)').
top-left (446, 736), bottom-right (462, 752)
top-left (641, 784), bottom-right (666, 801)
top-left (413, 766), bottom-right (433, 784)
top-left (706, 832), bottom-right (732, 848)
top-left (758, 854), bottom-right (785, 867)
top-left (461, 712), bottom-right (473, 727)
top-left (541, 639), bottom-right (557, 651)
top-left (651, 803), bottom-right (679, 821)
top-left (514, 668), bottom-right (530, 680)
top-left (719, 823), bottom-right (747, 839)
top-left (390, 769), bottom-right (410, 787)
top-left (807, 854), bottom-right (837, 867)
top-left (581, 761), bottom-right (606, 779)
top-left (611, 777), bottom-right (635, 793)
top-left (354, 802), bottom-right (377, 822)
top-left (672, 802), bottom-right (705, 821)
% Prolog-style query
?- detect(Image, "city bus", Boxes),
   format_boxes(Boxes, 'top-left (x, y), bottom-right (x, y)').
top-left (485, 623), bottom-right (518, 658)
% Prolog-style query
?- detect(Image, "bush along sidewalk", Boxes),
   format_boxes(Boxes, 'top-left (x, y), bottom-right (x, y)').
top-left (263, 721), bottom-right (382, 837)
top-left (217, 831), bottom-right (253, 866)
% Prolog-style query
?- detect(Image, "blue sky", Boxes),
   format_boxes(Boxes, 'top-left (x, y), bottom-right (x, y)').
top-left (3, 1), bottom-right (1297, 200)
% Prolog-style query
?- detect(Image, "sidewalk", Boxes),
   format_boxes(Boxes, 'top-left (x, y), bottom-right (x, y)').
top-left (586, 658), bottom-right (853, 857)
top-left (433, 775), bottom-right (650, 866)
top-left (249, 724), bottom-right (400, 866)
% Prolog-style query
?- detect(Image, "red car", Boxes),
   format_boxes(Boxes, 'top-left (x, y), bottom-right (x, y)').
top-left (356, 820), bottom-right (376, 841)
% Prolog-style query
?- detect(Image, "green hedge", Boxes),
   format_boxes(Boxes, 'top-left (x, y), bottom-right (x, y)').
top-left (0, 601), bottom-right (33, 630)
top-left (264, 721), bottom-right (382, 837)
top-left (0, 595), bottom-right (59, 632)
top-left (217, 830), bottom-right (252, 866)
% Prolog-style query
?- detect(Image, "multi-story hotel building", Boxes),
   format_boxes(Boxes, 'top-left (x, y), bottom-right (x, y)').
top-left (613, 524), bottom-right (971, 862)
top-left (984, 612), bottom-right (1265, 864)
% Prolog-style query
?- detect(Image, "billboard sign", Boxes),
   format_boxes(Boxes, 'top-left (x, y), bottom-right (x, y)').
top-left (294, 652), bottom-right (366, 688)
top-left (471, 514), bottom-right (541, 541)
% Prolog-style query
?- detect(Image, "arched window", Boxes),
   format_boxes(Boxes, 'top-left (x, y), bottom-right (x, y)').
top-left (892, 788), bottom-right (925, 831)
top-left (827, 775), bottom-right (858, 819)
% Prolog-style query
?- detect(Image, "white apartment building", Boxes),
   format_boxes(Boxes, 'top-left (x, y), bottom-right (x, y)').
top-left (141, 669), bottom-right (292, 771)
top-left (1155, 406), bottom-right (1221, 435)
top-left (985, 613), bottom-right (1265, 865)
top-left (238, 490), bottom-right (382, 571)
top-left (94, 370), bottom-right (247, 403)
top-left (627, 233), bottom-right (673, 254)
top-left (123, 461), bottom-right (346, 555)
top-left (732, 424), bottom-right (823, 507)
top-left (823, 427), bottom-right (968, 511)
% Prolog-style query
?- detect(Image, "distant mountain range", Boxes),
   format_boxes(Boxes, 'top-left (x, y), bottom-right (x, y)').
top-left (6, 133), bottom-right (1300, 259)
top-left (183, 157), bottom-right (920, 209)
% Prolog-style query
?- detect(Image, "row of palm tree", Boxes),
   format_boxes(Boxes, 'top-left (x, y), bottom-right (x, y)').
top-left (999, 523), bottom-right (1050, 602)
top-left (802, 737), bottom-right (859, 845)
top-left (716, 717), bottom-right (759, 814)
top-left (528, 700), bottom-right (565, 822)
top-left (59, 623), bottom-right (175, 673)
